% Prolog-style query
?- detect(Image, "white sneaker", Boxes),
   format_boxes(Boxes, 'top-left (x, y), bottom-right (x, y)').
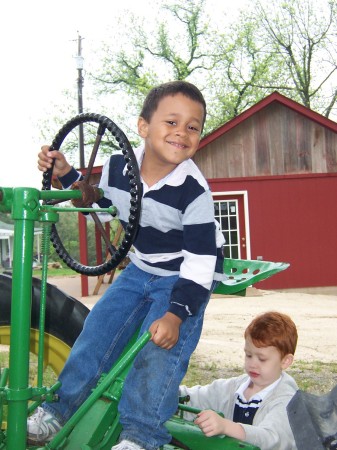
top-left (27, 406), bottom-right (62, 444)
top-left (111, 439), bottom-right (145, 450)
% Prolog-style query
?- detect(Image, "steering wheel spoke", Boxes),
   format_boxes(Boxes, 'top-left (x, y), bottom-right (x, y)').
top-left (42, 113), bottom-right (142, 276)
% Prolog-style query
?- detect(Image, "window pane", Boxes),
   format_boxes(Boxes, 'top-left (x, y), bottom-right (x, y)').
top-left (221, 203), bottom-right (228, 214)
top-left (230, 231), bottom-right (238, 244)
top-left (228, 202), bottom-right (236, 214)
top-left (230, 216), bottom-right (237, 229)
top-left (224, 246), bottom-right (231, 259)
top-left (221, 217), bottom-right (229, 230)
top-left (232, 245), bottom-right (239, 259)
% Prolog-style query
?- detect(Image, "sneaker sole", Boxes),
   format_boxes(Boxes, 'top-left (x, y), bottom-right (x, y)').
top-left (27, 436), bottom-right (52, 446)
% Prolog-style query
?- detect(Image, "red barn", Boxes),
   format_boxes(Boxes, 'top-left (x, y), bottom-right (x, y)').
top-left (80, 91), bottom-right (337, 295)
top-left (194, 92), bottom-right (337, 290)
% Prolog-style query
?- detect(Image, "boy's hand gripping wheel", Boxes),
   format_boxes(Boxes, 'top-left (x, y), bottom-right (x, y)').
top-left (42, 113), bottom-right (142, 276)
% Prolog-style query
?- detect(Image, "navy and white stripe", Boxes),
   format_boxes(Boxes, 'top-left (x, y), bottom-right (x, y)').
top-left (233, 376), bottom-right (283, 425)
top-left (59, 146), bottom-right (225, 321)
top-left (233, 395), bottom-right (262, 425)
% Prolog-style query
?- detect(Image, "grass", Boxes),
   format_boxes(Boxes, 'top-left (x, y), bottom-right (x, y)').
top-left (33, 266), bottom-right (122, 278)
top-left (1, 266), bottom-right (77, 278)
top-left (0, 349), bottom-right (58, 423)
top-left (1, 347), bottom-right (336, 427)
top-left (182, 353), bottom-right (337, 395)
top-left (0, 350), bottom-right (58, 388)
top-left (32, 266), bottom-right (79, 277)
top-left (2, 339), bottom-right (337, 397)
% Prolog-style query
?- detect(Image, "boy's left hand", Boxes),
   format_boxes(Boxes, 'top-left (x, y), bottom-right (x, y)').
top-left (149, 312), bottom-right (182, 350)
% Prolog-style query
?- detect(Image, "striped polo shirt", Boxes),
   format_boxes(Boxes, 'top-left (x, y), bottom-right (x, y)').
top-left (233, 377), bottom-right (282, 424)
top-left (60, 146), bottom-right (225, 321)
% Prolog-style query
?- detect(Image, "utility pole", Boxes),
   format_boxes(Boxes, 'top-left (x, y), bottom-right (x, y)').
top-left (75, 33), bottom-right (85, 168)
top-left (74, 33), bottom-right (89, 297)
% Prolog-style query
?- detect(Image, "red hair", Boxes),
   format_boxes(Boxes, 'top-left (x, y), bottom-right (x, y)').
top-left (244, 311), bottom-right (298, 358)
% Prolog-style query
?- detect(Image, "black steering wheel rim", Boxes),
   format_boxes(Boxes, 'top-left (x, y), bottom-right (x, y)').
top-left (42, 113), bottom-right (142, 276)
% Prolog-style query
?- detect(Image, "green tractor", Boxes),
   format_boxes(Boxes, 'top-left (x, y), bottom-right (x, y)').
top-left (0, 114), bottom-right (297, 450)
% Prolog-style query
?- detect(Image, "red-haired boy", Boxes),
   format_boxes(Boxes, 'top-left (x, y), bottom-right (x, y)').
top-left (180, 311), bottom-right (298, 450)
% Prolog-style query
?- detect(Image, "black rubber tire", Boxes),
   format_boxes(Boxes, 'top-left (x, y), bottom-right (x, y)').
top-left (0, 272), bottom-right (89, 374)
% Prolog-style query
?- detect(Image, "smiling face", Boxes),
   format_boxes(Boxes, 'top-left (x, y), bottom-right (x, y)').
top-left (138, 93), bottom-right (204, 173)
top-left (244, 336), bottom-right (293, 391)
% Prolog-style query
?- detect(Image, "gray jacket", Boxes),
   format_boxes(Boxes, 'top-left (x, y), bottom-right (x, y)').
top-left (180, 372), bottom-right (298, 450)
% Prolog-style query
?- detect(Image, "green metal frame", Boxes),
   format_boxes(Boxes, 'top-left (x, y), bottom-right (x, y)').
top-left (0, 185), bottom-right (288, 449)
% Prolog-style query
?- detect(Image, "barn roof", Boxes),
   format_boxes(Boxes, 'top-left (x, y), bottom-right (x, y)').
top-left (199, 91), bottom-right (337, 150)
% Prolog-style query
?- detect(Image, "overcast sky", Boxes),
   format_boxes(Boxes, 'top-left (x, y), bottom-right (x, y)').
top-left (0, 0), bottom-right (249, 189)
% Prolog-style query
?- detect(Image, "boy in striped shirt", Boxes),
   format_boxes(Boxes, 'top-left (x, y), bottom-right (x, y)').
top-left (29, 81), bottom-right (225, 450)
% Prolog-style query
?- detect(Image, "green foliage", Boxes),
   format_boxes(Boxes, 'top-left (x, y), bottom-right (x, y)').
top-left (92, 0), bottom-right (220, 137)
top-left (36, 0), bottom-right (337, 158)
top-left (48, 208), bottom-right (123, 268)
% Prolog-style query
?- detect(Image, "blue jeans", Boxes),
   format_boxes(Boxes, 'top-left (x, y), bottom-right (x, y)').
top-left (44, 263), bottom-right (214, 450)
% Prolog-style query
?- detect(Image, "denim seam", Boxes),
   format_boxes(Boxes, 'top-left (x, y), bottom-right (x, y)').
top-left (155, 311), bottom-right (204, 430)
top-left (62, 298), bottom-right (149, 420)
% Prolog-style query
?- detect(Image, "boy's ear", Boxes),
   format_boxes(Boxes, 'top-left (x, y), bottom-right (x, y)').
top-left (281, 354), bottom-right (294, 370)
top-left (138, 117), bottom-right (149, 138)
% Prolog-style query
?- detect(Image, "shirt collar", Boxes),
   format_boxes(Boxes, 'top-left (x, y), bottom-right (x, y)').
top-left (235, 376), bottom-right (282, 402)
top-left (123, 145), bottom-right (183, 192)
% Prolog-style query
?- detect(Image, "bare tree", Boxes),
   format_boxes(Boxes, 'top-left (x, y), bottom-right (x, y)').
top-left (253, 0), bottom-right (337, 117)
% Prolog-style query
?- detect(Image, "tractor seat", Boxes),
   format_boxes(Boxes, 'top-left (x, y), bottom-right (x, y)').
top-left (213, 258), bottom-right (290, 296)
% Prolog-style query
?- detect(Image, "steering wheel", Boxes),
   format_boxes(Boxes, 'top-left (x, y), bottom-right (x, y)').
top-left (42, 113), bottom-right (142, 276)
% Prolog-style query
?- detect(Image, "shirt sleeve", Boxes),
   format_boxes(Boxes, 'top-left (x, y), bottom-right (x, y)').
top-left (168, 189), bottom-right (218, 320)
top-left (58, 167), bottom-right (82, 188)
top-left (179, 378), bottom-right (237, 422)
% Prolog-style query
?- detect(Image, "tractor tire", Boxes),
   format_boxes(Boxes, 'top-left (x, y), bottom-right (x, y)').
top-left (0, 272), bottom-right (89, 375)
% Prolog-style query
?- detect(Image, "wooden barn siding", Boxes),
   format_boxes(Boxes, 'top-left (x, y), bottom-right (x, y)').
top-left (325, 128), bottom-right (337, 172)
top-left (194, 103), bottom-right (337, 178)
top-left (209, 174), bottom-right (337, 290)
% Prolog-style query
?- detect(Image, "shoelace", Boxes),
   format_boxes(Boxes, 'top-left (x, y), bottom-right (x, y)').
top-left (29, 407), bottom-right (45, 424)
